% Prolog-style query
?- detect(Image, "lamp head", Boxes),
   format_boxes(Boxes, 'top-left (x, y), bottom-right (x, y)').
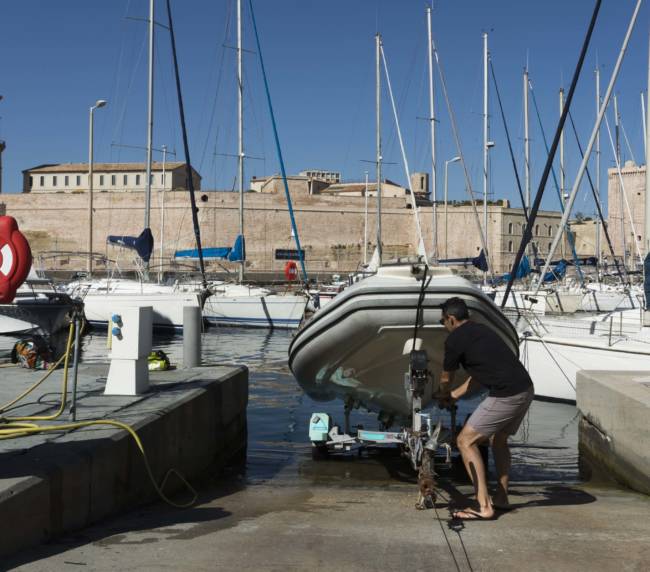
top-left (95, 99), bottom-right (107, 109)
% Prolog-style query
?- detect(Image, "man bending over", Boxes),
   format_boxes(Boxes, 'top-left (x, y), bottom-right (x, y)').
top-left (438, 297), bottom-right (534, 520)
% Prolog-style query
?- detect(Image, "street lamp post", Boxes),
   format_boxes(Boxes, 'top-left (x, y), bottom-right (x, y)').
top-left (88, 99), bottom-right (107, 277)
top-left (444, 156), bottom-right (461, 259)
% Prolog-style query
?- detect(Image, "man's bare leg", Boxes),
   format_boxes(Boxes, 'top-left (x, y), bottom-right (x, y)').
top-left (491, 431), bottom-right (511, 508)
top-left (454, 425), bottom-right (494, 519)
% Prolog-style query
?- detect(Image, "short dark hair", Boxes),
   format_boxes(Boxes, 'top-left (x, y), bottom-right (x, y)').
top-left (441, 297), bottom-right (469, 321)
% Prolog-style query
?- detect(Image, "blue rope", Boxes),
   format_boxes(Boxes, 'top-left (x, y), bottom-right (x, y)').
top-left (529, 85), bottom-right (584, 285)
top-left (248, 0), bottom-right (308, 284)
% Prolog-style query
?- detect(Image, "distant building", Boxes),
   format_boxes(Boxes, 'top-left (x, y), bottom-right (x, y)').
top-left (250, 173), bottom-right (413, 198)
top-left (410, 172), bottom-right (429, 199)
top-left (299, 169), bottom-right (341, 184)
top-left (22, 162), bottom-right (201, 193)
top-left (250, 174), bottom-right (330, 195)
top-left (607, 161), bottom-right (644, 263)
top-left (319, 179), bottom-right (408, 198)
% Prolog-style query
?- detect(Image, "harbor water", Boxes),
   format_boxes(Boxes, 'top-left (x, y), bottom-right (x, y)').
top-left (0, 327), bottom-right (579, 487)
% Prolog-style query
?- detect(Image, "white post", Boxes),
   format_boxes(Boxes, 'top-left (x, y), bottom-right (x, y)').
top-left (482, 32), bottom-right (489, 284)
top-left (183, 306), bottom-right (201, 368)
top-left (364, 170), bottom-right (369, 265)
top-left (426, 5), bottom-right (437, 261)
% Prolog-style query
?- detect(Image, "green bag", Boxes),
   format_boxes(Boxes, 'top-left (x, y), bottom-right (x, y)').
top-left (147, 349), bottom-right (171, 371)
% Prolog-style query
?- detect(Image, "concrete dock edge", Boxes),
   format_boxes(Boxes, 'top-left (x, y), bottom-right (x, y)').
top-left (0, 365), bottom-right (248, 558)
top-left (577, 369), bottom-right (650, 496)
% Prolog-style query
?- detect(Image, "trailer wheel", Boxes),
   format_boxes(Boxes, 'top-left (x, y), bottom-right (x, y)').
top-left (311, 443), bottom-right (329, 460)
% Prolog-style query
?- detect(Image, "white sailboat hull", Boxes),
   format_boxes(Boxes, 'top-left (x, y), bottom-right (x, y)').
top-left (66, 279), bottom-right (201, 330)
top-left (521, 334), bottom-right (650, 403)
top-left (204, 293), bottom-right (308, 329)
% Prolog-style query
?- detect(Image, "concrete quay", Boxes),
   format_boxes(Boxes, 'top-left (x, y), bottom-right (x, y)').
top-left (0, 362), bottom-right (248, 560)
top-left (577, 370), bottom-right (650, 496)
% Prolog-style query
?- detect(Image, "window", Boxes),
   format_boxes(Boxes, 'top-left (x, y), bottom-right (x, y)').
top-left (508, 240), bottom-right (513, 253)
top-left (40, 176), bottom-right (44, 186)
top-left (52, 176), bottom-right (57, 187)
top-left (123, 174), bottom-right (128, 185)
top-left (535, 224), bottom-right (539, 236)
top-left (508, 222), bottom-right (513, 234)
top-left (111, 175), bottom-right (116, 186)
top-left (29, 176), bottom-right (33, 188)
top-left (150, 174), bottom-right (155, 184)
top-left (548, 225), bottom-right (553, 237)
top-left (99, 175), bottom-right (104, 185)
top-left (64, 175), bottom-right (69, 186)
top-left (161, 173), bottom-right (165, 186)
top-left (548, 242), bottom-right (552, 252)
top-left (136, 174), bottom-right (141, 185)
top-left (76, 175), bottom-right (81, 186)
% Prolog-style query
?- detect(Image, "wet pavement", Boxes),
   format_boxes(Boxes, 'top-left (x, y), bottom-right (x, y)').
top-left (2, 328), bottom-right (649, 571)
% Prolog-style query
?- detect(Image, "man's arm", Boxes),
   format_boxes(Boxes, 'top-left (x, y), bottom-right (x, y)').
top-left (450, 376), bottom-right (478, 400)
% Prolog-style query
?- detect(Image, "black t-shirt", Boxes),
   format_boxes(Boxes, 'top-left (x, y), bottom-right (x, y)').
top-left (443, 321), bottom-right (532, 397)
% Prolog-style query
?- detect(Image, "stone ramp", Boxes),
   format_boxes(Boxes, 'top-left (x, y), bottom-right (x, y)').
top-left (0, 363), bottom-right (248, 559)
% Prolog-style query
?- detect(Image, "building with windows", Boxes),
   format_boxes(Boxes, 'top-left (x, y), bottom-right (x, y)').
top-left (22, 162), bottom-right (201, 193)
top-left (298, 169), bottom-right (341, 183)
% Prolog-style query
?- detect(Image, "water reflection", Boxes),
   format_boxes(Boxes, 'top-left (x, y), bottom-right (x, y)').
top-left (0, 327), bottom-right (580, 486)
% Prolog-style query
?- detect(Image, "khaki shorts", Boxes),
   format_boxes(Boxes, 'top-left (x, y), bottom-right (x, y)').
top-left (466, 386), bottom-right (534, 438)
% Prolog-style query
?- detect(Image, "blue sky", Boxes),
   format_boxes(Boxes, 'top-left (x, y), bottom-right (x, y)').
top-left (0, 0), bottom-right (649, 216)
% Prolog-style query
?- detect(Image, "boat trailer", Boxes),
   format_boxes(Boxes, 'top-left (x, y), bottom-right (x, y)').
top-left (308, 345), bottom-right (457, 510)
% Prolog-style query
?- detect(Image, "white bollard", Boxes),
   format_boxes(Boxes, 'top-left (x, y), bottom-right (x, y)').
top-left (104, 306), bottom-right (153, 395)
top-left (183, 305), bottom-right (202, 368)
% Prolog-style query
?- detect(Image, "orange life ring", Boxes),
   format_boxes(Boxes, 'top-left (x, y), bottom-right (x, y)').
top-left (0, 216), bottom-right (32, 303)
top-left (284, 260), bottom-right (298, 281)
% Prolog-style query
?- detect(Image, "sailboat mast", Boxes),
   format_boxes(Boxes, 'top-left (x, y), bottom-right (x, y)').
top-left (237, 0), bottom-right (245, 282)
top-left (643, 34), bottom-right (650, 302)
top-left (376, 33), bottom-right (382, 264)
top-left (145, 0), bottom-right (154, 244)
top-left (426, 6), bottom-right (437, 261)
top-left (560, 87), bottom-right (566, 208)
top-left (364, 170), bottom-right (368, 265)
top-left (614, 94), bottom-right (626, 267)
top-left (642, 91), bottom-right (647, 156)
top-left (482, 32), bottom-right (489, 284)
top-left (524, 67), bottom-right (530, 209)
top-left (596, 67), bottom-right (602, 267)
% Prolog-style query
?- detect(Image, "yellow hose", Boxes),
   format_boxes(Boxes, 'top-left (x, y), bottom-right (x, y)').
top-left (0, 321), bottom-right (198, 508)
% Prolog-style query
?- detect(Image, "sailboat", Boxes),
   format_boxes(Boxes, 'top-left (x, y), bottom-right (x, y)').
top-left (0, 267), bottom-right (82, 335)
top-left (502, 0), bottom-right (647, 401)
top-left (196, 0), bottom-right (308, 330)
top-left (65, 0), bottom-right (203, 332)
